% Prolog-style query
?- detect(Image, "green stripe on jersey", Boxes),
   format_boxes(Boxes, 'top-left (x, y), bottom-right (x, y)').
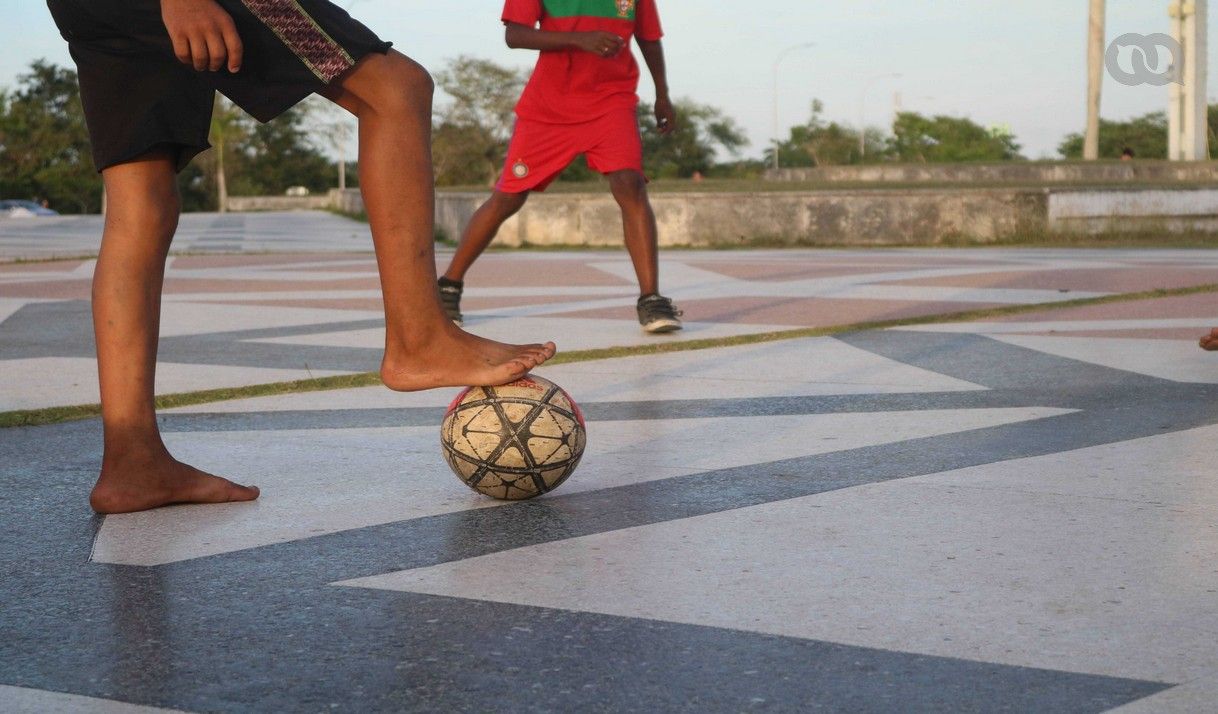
top-left (543, 0), bottom-right (637, 21)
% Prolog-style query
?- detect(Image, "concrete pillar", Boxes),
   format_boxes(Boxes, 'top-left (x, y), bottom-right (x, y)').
top-left (1169, 0), bottom-right (1209, 160)
top-left (1085, 0), bottom-right (1106, 160)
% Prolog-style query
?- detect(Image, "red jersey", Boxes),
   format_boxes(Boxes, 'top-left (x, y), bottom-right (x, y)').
top-left (502, 0), bottom-right (664, 124)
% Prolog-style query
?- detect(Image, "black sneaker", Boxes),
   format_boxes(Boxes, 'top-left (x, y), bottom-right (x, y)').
top-left (438, 277), bottom-right (463, 326)
top-left (637, 293), bottom-right (683, 333)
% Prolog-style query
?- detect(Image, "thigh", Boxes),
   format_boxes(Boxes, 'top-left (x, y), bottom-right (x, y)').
top-left (497, 120), bottom-right (581, 194)
top-left (584, 109), bottom-right (645, 176)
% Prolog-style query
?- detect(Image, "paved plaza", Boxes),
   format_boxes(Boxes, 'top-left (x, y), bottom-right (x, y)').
top-left (3, 212), bottom-right (1218, 711)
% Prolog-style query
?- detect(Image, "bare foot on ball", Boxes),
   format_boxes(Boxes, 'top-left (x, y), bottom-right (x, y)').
top-left (1201, 328), bottom-right (1218, 351)
top-left (90, 448), bottom-right (260, 514)
top-left (381, 323), bottom-right (556, 391)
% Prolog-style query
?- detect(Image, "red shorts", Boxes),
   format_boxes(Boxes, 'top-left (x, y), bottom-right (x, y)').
top-left (496, 109), bottom-right (644, 193)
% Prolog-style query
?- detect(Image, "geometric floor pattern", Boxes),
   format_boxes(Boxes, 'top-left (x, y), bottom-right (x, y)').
top-left (6, 212), bottom-right (1218, 413)
top-left (3, 214), bottom-right (1218, 711)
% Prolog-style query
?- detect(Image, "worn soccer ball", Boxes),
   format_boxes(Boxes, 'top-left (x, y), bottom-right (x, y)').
top-left (440, 375), bottom-right (587, 500)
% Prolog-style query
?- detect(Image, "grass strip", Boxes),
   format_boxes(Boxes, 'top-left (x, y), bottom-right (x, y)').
top-left (4, 282), bottom-right (1217, 429)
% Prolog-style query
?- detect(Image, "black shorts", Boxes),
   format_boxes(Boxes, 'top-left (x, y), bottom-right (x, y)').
top-left (46, 0), bottom-right (391, 172)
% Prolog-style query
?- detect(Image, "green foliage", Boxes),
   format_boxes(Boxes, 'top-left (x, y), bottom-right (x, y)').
top-left (0, 60), bottom-right (101, 213)
top-left (185, 97), bottom-right (340, 210)
top-left (1058, 111), bottom-right (1168, 159)
top-left (431, 56), bottom-right (746, 185)
top-left (232, 106), bottom-right (332, 195)
top-left (890, 112), bottom-right (1023, 162)
top-left (765, 100), bottom-right (869, 167)
top-left (637, 99), bottom-right (747, 179)
top-left (0, 61), bottom-right (344, 213)
top-left (433, 56), bottom-right (527, 186)
top-left (766, 100), bottom-right (910, 167)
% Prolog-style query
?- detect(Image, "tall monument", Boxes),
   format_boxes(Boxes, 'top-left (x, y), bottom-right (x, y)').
top-left (1169, 0), bottom-right (1209, 160)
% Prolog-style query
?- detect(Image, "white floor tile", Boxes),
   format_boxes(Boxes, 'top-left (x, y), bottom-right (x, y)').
top-left (92, 407), bottom-right (1067, 566)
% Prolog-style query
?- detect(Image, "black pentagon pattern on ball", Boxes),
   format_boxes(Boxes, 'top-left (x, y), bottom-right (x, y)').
top-left (441, 378), bottom-right (586, 500)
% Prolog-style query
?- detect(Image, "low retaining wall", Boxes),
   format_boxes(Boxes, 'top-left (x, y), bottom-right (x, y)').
top-left (765, 161), bottom-right (1218, 185)
top-left (1048, 189), bottom-right (1218, 234)
top-left (434, 189), bottom-right (1049, 246)
top-left (233, 186), bottom-right (1218, 245)
top-left (224, 194), bottom-right (334, 212)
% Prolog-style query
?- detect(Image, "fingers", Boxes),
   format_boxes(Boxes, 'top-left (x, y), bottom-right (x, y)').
top-left (189, 34), bottom-right (210, 72)
top-left (163, 2), bottom-right (242, 73)
top-left (205, 32), bottom-right (227, 72)
top-left (595, 33), bottom-right (625, 57)
top-left (221, 18), bottom-right (243, 72)
top-left (171, 33), bottom-right (191, 66)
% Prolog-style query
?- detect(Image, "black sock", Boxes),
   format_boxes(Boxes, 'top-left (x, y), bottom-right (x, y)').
top-left (439, 276), bottom-right (463, 289)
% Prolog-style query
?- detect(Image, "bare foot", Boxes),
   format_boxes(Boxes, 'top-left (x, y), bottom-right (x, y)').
top-left (381, 323), bottom-right (557, 391)
top-left (91, 449), bottom-right (260, 514)
top-left (1201, 329), bottom-right (1218, 351)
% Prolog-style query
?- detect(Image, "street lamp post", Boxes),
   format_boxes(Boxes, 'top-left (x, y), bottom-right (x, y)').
top-left (772, 42), bottom-right (816, 171)
top-left (859, 73), bottom-right (902, 158)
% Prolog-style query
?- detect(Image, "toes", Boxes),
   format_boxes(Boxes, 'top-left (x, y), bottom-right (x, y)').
top-left (228, 483), bottom-right (260, 503)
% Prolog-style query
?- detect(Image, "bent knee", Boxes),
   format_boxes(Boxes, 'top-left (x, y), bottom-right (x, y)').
top-left (491, 191), bottom-right (529, 216)
top-left (609, 171), bottom-right (648, 203)
top-left (394, 55), bottom-right (435, 98)
top-left (354, 53), bottom-right (434, 118)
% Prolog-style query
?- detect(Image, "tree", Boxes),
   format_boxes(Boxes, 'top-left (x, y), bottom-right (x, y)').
top-left (0, 60), bottom-right (100, 213)
top-left (638, 99), bottom-right (747, 178)
top-left (1058, 111), bottom-right (1169, 159)
top-left (890, 112), bottom-right (1023, 162)
top-left (764, 100), bottom-right (871, 167)
top-left (233, 104), bottom-right (332, 196)
top-left (433, 56), bottom-right (527, 186)
top-left (1210, 104), bottom-right (1217, 159)
top-left (205, 96), bottom-right (249, 212)
top-left (187, 97), bottom-right (336, 209)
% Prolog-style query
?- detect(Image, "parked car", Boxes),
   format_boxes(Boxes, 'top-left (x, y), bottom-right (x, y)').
top-left (0, 200), bottom-right (60, 217)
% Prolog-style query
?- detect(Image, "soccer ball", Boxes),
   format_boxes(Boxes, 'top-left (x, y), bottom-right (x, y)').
top-left (440, 375), bottom-right (586, 500)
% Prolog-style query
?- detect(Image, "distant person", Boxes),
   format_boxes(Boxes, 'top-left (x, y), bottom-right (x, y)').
top-left (47, 0), bottom-right (554, 514)
top-left (437, 0), bottom-right (684, 334)
top-left (1120, 147), bottom-right (1135, 161)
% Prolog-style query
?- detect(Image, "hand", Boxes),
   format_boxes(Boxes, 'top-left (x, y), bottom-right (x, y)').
top-left (576, 31), bottom-right (625, 58)
top-left (161, 0), bottom-right (244, 73)
top-left (654, 96), bottom-right (676, 135)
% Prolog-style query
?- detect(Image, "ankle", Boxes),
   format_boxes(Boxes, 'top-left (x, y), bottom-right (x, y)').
top-left (101, 436), bottom-right (170, 467)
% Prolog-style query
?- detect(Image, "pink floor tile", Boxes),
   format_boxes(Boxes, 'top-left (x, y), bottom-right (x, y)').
top-left (552, 296), bottom-right (1003, 328)
top-left (883, 268), bottom-right (1218, 293)
top-left (989, 294), bottom-right (1218, 323)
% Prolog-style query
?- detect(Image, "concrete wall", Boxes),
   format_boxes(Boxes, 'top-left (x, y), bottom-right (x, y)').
top-left (434, 189), bottom-right (1049, 246)
top-left (765, 161), bottom-right (1218, 185)
top-left (224, 194), bottom-right (333, 212)
top-left (233, 186), bottom-right (1218, 245)
top-left (1048, 189), bottom-right (1218, 233)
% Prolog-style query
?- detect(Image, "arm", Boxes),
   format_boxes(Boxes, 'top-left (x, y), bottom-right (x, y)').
top-left (161, 0), bottom-right (244, 73)
top-left (637, 38), bottom-right (675, 134)
top-left (505, 22), bottom-right (625, 57)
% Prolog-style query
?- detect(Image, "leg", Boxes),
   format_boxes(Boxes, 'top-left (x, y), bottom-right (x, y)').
top-left (443, 190), bottom-right (530, 283)
top-left (1201, 329), bottom-right (1218, 351)
top-left (321, 52), bottom-right (554, 390)
top-left (608, 170), bottom-right (660, 296)
top-left (89, 152), bottom-right (259, 514)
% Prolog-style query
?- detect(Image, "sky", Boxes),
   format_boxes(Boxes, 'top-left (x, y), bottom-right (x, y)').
top-left (2, 0), bottom-right (1215, 160)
